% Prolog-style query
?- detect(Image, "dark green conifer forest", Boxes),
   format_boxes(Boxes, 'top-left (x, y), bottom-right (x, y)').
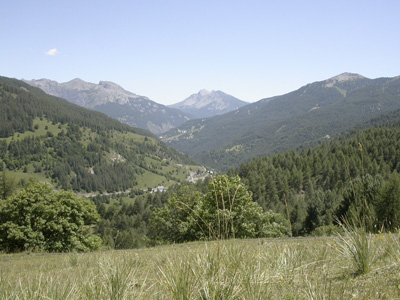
top-left (230, 115), bottom-right (400, 235)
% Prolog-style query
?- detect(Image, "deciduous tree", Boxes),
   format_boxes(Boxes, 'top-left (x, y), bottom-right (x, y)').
top-left (0, 182), bottom-right (101, 252)
top-left (151, 176), bottom-right (289, 244)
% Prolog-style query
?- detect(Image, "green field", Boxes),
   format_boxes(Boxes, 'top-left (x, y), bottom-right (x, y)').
top-left (1, 234), bottom-right (399, 299)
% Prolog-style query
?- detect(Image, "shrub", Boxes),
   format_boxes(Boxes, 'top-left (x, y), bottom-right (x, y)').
top-left (0, 182), bottom-right (101, 252)
top-left (311, 225), bottom-right (342, 237)
top-left (151, 175), bottom-right (290, 244)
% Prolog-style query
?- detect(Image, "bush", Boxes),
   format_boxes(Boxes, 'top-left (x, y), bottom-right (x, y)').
top-left (311, 225), bottom-right (342, 237)
top-left (0, 182), bottom-right (102, 252)
top-left (151, 175), bottom-right (290, 244)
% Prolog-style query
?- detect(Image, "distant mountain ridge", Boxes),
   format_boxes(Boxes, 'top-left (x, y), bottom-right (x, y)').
top-left (161, 72), bottom-right (400, 171)
top-left (169, 89), bottom-right (248, 118)
top-left (24, 78), bottom-right (191, 134)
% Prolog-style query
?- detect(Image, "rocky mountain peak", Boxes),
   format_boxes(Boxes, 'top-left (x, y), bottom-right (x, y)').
top-left (63, 78), bottom-right (95, 90)
top-left (24, 78), bottom-right (58, 90)
top-left (169, 90), bottom-right (248, 118)
top-left (199, 89), bottom-right (211, 96)
top-left (99, 81), bottom-right (124, 91)
top-left (325, 72), bottom-right (366, 87)
top-left (68, 78), bottom-right (86, 84)
top-left (24, 78), bottom-right (192, 134)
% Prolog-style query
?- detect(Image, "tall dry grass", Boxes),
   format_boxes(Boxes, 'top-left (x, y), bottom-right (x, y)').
top-left (1, 235), bottom-right (400, 299)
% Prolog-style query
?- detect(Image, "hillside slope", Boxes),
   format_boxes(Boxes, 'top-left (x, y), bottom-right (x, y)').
top-left (0, 76), bottom-right (201, 193)
top-left (231, 109), bottom-right (400, 235)
top-left (24, 78), bottom-right (191, 134)
top-left (162, 73), bottom-right (400, 171)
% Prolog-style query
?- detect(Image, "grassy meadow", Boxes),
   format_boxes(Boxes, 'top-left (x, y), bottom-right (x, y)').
top-left (1, 233), bottom-right (400, 299)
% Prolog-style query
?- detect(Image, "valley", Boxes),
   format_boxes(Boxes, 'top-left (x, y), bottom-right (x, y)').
top-left (161, 73), bottom-right (400, 171)
top-left (3, 2), bottom-right (400, 298)
top-left (2, 73), bottom-right (400, 254)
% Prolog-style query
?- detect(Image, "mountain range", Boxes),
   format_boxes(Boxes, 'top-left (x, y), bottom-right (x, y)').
top-left (24, 79), bottom-right (248, 134)
top-left (14, 72), bottom-right (400, 174)
top-left (23, 78), bottom-right (191, 135)
top-left (161, 73), bottom-right (400, 171)
top-left (169, 89), bottom-right (248, 118)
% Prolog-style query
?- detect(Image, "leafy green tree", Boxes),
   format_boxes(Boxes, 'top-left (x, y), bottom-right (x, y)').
top-left (150, 185), bottom-right (201, 244)
top-left (151, 176), bottom-right (289, 244)
top-left (197, 175), bottom-right (288, 239)
top-left (0, 182), bottom-right (101, 252)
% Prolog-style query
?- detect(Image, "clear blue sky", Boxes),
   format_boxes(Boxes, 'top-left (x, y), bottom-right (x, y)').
top-left (1, 0), bottom-right (399, 105)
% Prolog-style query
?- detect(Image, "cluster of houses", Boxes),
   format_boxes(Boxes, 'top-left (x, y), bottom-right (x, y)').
top-left (151, 186), bottom-right (165, 193)
top-left (149, 168), bottom-right (215, 193)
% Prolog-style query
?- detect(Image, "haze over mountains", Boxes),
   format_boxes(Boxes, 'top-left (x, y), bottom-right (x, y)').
top-left (161, 73), bottom-right (400, 171)
top-left (24, 79), bottom-right (248, 134)
top-left (169, 89), bottom-right (248, 118)
top-left (24, 78), bottom-right (191, 135)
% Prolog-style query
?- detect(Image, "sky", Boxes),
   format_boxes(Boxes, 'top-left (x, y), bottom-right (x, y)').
top-left (1, 0), bottom-right (399, 105)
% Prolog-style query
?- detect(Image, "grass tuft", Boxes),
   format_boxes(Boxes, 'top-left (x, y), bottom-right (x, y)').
top-left (335, 218), bottom-right (378, 275)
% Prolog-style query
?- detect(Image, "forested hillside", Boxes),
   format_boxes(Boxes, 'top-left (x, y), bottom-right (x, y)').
top-left (0, 76), bottom-right (200, 193)
top-left (90, 111), bottom-right (400, 247)
top-left (163, 73), bottom-right (400, 171)
top-left (230, 112), bottom-right (400, 235)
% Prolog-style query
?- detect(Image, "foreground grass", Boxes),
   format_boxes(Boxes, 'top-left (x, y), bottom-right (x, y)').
top-left (1, 235), bottom-right (400, 299)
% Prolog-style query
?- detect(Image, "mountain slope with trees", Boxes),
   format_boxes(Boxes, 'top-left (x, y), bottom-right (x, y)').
top-left (93, 110), bottom-right (400, 247)
top-left (229, 111), bottom-right (400, 235)
top-left (0, 76), bottom-right (200, 193)
top-left (162, 73), bottom-right (400, 171)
